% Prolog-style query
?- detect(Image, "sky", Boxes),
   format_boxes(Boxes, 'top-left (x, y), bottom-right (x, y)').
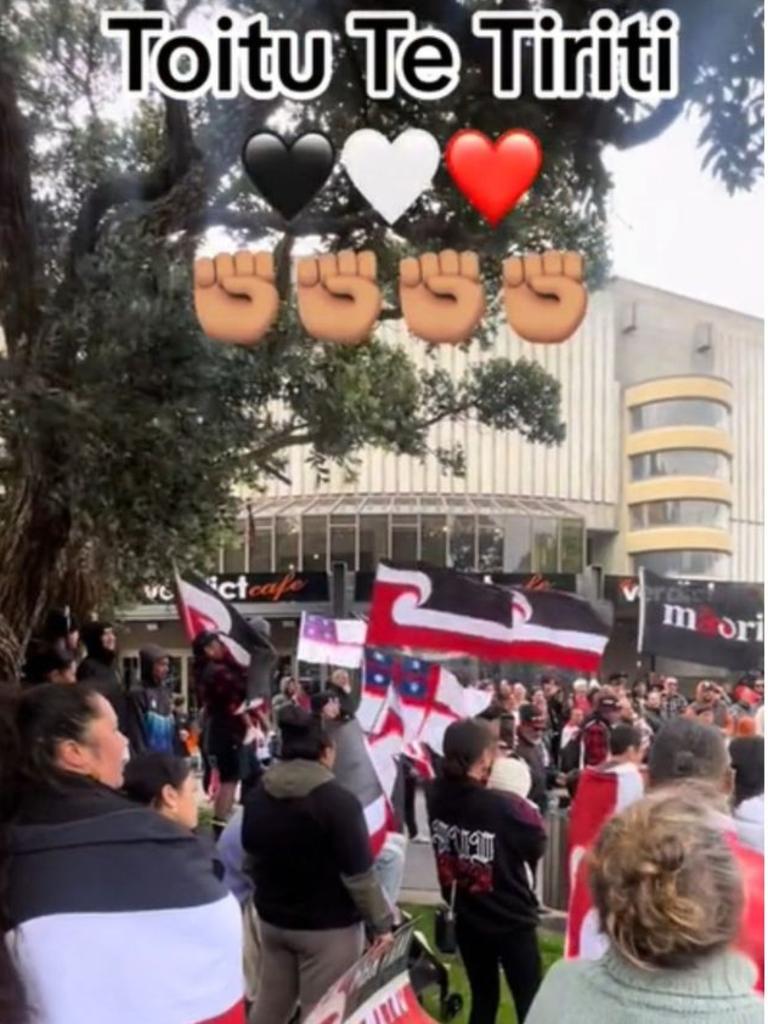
top-left (604, 114), bottom-right (764, 318)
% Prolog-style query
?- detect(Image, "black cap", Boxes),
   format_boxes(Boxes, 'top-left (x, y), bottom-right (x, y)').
top-left (598, 694), bottom-right (620, 709)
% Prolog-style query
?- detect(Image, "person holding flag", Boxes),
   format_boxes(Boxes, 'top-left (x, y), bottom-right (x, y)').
top-left (193, 630), bottom-right (247, 837)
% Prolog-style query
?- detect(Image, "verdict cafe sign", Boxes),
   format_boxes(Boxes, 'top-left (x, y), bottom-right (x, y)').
top-left (142, 571), bottom-right (329, 605)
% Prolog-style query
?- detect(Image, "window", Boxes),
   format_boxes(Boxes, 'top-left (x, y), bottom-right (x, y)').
top-left (392, 516), bottom-right (418, 563)
top-left (302, 516), bottom-right (328, 571)
top-left (630, 500), bottom-right (730, 530)
top-left (532, 517), bottom-right (558, 572)
top-left (630, 450), bottom-right (730, 481)
top-left (275, 517), bottom-right (300, 572)
top-left (330, 516), bottom-right (356, 570)
top-left (634, 550), bottom-right (730, 579)
top-left (421, 515), bottom-right (448, 567)
top-left (249, 518), bottom-right (273, 572)
top-left (222, 531), bottom-right (246, 572)
top-left (449, 516), bottom-right (476, 570)
top-left (560, 519), bottom-right (585, 572)
top-left (503, 517), bottom-right (532, 572)
top-left (478, 516), bottom-right (504, 571)
top-left (630, 398), bottom-right (729, 432)
top-left (359, 515), bottom-right (389, 571)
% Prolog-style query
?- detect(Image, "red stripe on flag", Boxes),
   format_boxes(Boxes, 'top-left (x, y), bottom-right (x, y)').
top-left (200, 1000), bottom-right (247, 1024)
top-left (368, 581), bottom-right (604, 671)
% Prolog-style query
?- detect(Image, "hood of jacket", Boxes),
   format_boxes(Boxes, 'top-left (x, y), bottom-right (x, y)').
top-left (262, 759), bottom-right (334, 800)
top-left (139, 644), bottom-right (168, 686)
top-left (81, 621), bottom-right (115, 665)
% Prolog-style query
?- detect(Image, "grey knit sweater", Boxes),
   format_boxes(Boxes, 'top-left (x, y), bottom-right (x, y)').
top-left (527, 949), bottom-right (763, 1024)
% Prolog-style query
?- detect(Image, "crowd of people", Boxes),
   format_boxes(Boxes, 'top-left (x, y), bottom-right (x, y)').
top-left (0, 611), bottom-right (764, 1024)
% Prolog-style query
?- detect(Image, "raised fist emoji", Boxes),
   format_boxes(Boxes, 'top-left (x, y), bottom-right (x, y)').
top-left (297, 251), bottom-right (381, 345)
top-left (503, 251), bottom-right (587, 344)
top-left (400, 251), bottom-right (485, 345)
top-left (194, 251), bottom-right (279, 346)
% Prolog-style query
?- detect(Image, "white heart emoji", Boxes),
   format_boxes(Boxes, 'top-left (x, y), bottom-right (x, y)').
top-left (341, 128), bottom-right (441, 225)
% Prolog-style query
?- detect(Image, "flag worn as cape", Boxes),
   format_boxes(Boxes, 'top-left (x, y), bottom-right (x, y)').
top-left (7, 793), bottom-right (245, 1024)
top-left (368, 564), bottom-right (610, 672)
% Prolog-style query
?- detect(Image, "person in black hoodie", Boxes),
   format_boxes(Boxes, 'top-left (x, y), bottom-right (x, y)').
top-left (427, 718), bottom-right (546, 1024)
top-left (243, 706), bottom-right (393, 1024)
top-left (76, 621), bottom-right (132, 742)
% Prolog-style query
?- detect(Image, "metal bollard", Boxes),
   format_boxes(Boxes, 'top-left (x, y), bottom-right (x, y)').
top-left (542, 807), bottom-right (570, 911)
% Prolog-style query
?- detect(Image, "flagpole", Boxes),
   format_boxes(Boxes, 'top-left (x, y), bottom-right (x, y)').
top-left (637, 567), bottom-right (646, 655)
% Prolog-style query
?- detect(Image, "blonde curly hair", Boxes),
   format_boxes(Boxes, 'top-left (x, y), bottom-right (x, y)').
top-left (590, 785), bottom-right (743, 970)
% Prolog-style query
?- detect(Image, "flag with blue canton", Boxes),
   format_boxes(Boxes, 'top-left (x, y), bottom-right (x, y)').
top-left (397, 656), bottom-right (433, 705)
top-left (357, 647), bottom-right (396, 732)
top-left (364, 648), bottom-right (394, 692)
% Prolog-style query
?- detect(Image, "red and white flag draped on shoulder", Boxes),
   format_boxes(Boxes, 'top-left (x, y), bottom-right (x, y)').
top-left (367, 564), bottom-right (610, 672)
top-left (6, 802), bottom-right (245, 1024)
top-left (565, 772), bottom-right (765, 993)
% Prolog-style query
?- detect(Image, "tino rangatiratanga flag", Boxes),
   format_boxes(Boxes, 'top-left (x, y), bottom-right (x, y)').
top-left (367, 564), bottom-right (610, 672)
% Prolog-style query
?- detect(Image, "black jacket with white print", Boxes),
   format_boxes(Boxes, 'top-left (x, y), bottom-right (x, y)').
top-left (427, 776), bottom-right (546, 933)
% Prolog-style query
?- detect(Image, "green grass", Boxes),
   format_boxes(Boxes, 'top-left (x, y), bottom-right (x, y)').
top-left (401, 904), bottom-right (564, 1024)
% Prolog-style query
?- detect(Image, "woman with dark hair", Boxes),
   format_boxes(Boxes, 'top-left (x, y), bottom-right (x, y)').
top-left (528, 790), bottom-right (762, 1023)
top-left (243, 705), bottom-right (393, 1024)
top-left (427, 718), bottom-right (546, 1024)
top-left (122, 751), bottom-right (199, 830)
top-left (22, 643), bottom-right (77, 686)
top-left (0, 683), bottom-right (245, 1024)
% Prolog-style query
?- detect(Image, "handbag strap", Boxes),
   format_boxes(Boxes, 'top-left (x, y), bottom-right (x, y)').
top-left (448, 879), bottom-right (457, 914)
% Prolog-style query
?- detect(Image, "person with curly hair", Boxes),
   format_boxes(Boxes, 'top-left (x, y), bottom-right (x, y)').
top-left (528, 788), bottom-right (763, 1023)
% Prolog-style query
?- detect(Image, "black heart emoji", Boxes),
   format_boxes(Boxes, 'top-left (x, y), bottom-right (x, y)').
top-left (241, 131), bottom-right (335, 221)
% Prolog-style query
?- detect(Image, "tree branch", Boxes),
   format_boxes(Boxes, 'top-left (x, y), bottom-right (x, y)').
top-left (0, 35), bottom-right (40, 357)
top-left (68, 0), bottom-right (201, 270)
top-left (612, 97), bottom-right (686, 150)
top-left (182, 205), bottom-right (374, 238)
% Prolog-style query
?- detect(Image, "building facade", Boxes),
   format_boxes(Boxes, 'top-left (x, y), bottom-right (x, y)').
top-left (119, 278), bottom-right (764, 695)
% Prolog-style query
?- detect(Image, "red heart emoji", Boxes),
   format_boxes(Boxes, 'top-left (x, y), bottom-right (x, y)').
top-left (445, 129), bottom-right (543, 226)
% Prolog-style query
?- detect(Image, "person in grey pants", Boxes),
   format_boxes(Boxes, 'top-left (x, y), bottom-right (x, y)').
top-left (242, 706), bottom-right (393, 1023)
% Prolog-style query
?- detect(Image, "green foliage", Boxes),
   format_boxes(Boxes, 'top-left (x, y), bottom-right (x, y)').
top-left (401, 903), bottom-right (564, 1023)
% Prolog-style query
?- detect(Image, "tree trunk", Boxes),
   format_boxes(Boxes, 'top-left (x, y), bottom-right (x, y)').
top-left (0, 476), bottom-right (72, 684)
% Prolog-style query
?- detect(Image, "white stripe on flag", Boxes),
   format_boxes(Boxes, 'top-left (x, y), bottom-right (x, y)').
top-left (364, 793), bottom-right (388, 837)
top-left (335, 620), bottom-right (368, 645)
top-left (296, 638), bottom-right (364, 669)
top-left (178, 579), bottom-right (233, 636)
top-left (375, 565), bottom-right (607, 653)
top-left (10, 896), bottom-right (244, 1024)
